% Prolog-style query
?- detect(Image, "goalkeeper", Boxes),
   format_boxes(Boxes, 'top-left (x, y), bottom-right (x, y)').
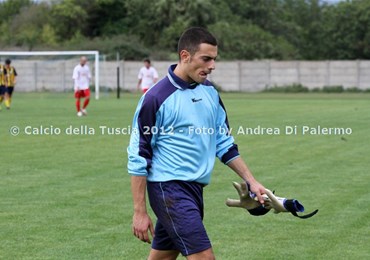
top-left (127, 27), bottom-right (266, 260)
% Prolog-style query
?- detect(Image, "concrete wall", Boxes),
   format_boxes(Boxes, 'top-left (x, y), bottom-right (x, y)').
top-left (11, 60), bottom-right (370, 92)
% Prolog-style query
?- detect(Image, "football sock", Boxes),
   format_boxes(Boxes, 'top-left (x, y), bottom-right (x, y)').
top-left (0, 96), bottom-right (3, 103)
top-left (76, 99), bottom-right (81, 112)
top-left (5, 98), bottom-right (10, 108)
top-left (83, 98), bottom-right (90, 109)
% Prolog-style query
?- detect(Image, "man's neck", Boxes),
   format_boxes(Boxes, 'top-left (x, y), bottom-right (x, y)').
top-left (173, 63), bottom-right (193, 83)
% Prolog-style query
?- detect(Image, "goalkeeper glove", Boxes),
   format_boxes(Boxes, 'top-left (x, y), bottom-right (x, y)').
top-left (225, 182), bottom-right (270, 216)
top-left (262, 188), bottom-right (318, 219)
top-left (226, 182), bottom-right (318, 219)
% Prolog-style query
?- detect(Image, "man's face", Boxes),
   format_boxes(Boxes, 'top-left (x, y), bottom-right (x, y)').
top-left (80, 57), bottom-right (87, 66)
top-left (144, 61), bottom-right (150, 69)
top-left (183, 43), bottom-right (217, 83)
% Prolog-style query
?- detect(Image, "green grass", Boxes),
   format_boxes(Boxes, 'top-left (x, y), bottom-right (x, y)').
top-left (1, 92), bottom-right (369, 259)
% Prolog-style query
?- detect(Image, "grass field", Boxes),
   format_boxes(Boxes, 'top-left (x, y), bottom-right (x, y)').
top-left (1, 92), bottom-right (369, 260)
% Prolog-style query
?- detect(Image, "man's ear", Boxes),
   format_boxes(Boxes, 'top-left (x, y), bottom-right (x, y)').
top-left (179, 50), bottom-right (191, 63)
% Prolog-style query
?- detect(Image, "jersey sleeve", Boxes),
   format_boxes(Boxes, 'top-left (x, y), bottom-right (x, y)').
top-left (215, 95), bottom-right (240, 164)
top-left (127, 94), bottom-right (161, 176)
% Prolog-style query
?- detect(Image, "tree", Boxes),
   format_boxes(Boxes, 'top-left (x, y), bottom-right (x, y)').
top-left (210, 21), bottom-right (298, 60)
top-left (51, 0), bottom-right (88, 40)
top-left (321, 0), bottom-right (370, 59)
top-left (0, 0), bottom-right (31, 23)
top-left (150, 0), bottom-right (217, 50)
top-left (0, 0), bottom-right (32, 47)
top-left (5, 3), bottom-right (54, 50)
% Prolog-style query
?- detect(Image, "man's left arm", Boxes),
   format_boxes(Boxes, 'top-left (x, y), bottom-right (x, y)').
top-left (153, 68), bottom-right (158, 84)
top-left (226, 157), bottom-right (265, 204)
top-left (88, 67), bottom-right (92, 80)
top-left (13, 68), bottom-right (17, 85)
top-left (3, 68), bottom-right (7, 87)
top-left (215, 94), bottom-right (266, 203)
top-left (87, 67), bottom-right (92, 85)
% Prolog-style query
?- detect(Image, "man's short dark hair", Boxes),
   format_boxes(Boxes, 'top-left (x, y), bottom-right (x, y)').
top-left (143, 58), bottom-right (151, 64)
top-left (177, 27), bottom-right (217, 58)
top-left (5, 59), bottom-right (11, 65)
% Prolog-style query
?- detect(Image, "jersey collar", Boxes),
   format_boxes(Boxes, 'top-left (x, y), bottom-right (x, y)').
top-left (168, 64), bottom-right (198, 90)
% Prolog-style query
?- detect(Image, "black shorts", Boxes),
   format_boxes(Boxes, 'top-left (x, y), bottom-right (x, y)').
top-left (6, 87), bottom-right (14, 96)
top-left (0, 85), bottom-right (6, 95)
top-left (147, 180), bottom-right (212, 256)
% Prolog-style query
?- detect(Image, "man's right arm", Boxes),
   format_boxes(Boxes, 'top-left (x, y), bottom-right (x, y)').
top-left (153, 68), bottom-right (159, 83)
top-left (131, 176), bottom-right (154, 243)
top-left (128, 94), bottom-right (159, 244)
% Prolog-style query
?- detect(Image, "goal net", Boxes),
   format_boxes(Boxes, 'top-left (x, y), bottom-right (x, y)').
top-left (0, 51), bottom-right (100, 99)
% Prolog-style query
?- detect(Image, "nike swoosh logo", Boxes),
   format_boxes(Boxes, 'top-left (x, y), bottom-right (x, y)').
top-left (191, 98), bottom-right (202, 103)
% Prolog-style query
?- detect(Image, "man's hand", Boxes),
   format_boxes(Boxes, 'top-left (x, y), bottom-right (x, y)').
top-left (226, 157), bottom-right (266, 204)
top-left (248, 180), bottom-right (266, 204)
top-left (132, 211), bottom-right (154, 244)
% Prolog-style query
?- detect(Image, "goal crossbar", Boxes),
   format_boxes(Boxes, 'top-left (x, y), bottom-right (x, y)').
top-left (0, 51), bottom-right (100, 100)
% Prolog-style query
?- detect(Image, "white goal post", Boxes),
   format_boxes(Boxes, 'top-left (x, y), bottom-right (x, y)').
top-left (0, 51), bottom-right (100, 100)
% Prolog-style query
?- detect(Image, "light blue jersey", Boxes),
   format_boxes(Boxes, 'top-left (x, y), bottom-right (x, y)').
top-left (127, 64), bottom-right (239, 185)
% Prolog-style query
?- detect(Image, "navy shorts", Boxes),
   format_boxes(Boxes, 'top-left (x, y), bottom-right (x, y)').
top-left (147, 180), bottom-right (212, 256)
top-left (0, 85), bottom-right (5, 95)
top-left (6, 87), bottom-right (14, 96)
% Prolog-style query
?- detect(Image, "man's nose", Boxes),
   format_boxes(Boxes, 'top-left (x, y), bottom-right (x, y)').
top-left (209, 60), bottom-right (216, 71)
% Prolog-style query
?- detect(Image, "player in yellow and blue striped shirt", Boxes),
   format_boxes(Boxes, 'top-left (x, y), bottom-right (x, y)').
top-left (4, 59), bottom-right (17, 110)
top-left (0, 62), bottom-right (7, 110)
